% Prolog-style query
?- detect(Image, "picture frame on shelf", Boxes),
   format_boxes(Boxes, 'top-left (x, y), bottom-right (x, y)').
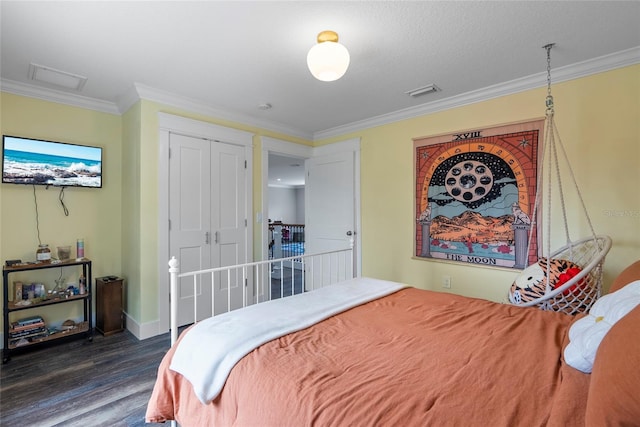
top-left (13, 281), bottom-right (23, 301)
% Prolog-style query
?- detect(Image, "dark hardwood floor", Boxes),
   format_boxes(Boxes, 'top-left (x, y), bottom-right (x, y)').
top-left (1, 330), bottom-right (170, 427)
top-left (0, 271), bottom-right (305, 426)
top-left (270, 266), bottom-right (304, 299)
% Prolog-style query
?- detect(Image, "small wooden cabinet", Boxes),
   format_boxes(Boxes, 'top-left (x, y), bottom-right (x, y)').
top-left (95, 277), bottom-right (124, 336)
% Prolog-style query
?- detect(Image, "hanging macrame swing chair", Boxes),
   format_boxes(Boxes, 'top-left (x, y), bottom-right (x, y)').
top-left (508, 44), bottom-right (612, 315)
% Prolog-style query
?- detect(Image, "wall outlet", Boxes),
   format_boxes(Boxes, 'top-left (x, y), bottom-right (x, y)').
top-left (442, 275), bottom-right (451, 289)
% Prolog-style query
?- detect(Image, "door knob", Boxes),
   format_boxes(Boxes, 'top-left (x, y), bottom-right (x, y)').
top-left (346, 231), bottom-right (354, 236)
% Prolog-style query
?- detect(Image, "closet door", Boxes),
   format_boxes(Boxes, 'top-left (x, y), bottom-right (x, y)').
top-left (169, 135), bottom-right (248, 324)
top-left (211, 142), bottom-right (247, 315)
top-left (169, 133), bottom-right (213, 325)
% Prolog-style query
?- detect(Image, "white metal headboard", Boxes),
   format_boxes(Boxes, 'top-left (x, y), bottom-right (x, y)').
top-left (168, 247), bottom-right (355, 345)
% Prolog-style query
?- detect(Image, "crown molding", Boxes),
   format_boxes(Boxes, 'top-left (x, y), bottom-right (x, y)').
top-left (313, 46), bottom-right (640, 140)
top-left (120, 83), bottom-right (313, 141)
top-left (0, 78), bottom-right (311, 140)
top-left (2, 47), bottom-right (637, 142)
top-left (158, 112), bottom-right (254, 147)
top-left (0, 79), bottom-right (120, 115)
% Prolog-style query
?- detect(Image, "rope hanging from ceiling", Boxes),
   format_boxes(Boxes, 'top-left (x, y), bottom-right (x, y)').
top-left (508, 44), bottom-right (612, 315)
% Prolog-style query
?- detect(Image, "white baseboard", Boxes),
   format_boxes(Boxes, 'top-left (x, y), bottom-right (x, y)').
top-left (123, 311), bottom-right (164, 341)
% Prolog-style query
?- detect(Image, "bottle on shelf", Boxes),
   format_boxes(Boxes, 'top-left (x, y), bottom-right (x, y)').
top-left (36, 244), bottom-right (51, 263)
top-left (76, 239), bottom-right (85, 259)
top-left (79, 274), bottom-right (86, 295)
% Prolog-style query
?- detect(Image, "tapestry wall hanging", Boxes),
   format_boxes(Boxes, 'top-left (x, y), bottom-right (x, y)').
top-left (414, 119), bottom-right (544, 269)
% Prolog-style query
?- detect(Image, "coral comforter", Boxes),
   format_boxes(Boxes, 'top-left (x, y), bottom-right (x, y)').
top-left (146, 285), bottom-right (589, 426)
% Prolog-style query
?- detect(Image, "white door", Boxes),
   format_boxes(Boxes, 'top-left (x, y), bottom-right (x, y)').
top-left (212, 142), bottom-right (248, 315)
top-left (170, 134), bottom-right (248, 325)
top-left (169, 133), bottom-right (212, 325)
top-left (306, 149), bottom-right (357, 283)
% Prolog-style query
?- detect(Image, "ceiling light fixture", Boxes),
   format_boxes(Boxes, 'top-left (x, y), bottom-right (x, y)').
top-left (405, 84), bottom-right (440, 97)
top-left (307, 30), bottom-right (350, 82)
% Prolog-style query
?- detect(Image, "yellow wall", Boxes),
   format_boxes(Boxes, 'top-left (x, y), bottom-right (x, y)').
top-left (0, 93), bottom-right (122, 328)
top-left (320, 64), bottom-right (640, 301)
top-left (1, 64), bottom-right (638, 337)
top-left (121, 102), bottom-right (142, 321)
top-left (128, 100), bottom-right (311, 325)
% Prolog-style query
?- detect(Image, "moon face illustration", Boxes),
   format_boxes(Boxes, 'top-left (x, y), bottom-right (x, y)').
top-left (445, 160), bottom-right (494, 203)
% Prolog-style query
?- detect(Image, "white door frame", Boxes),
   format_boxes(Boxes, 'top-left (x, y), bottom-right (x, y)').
top-left (157, 113), bottom-right (254, 336)
top-left (261, 137), bottom-right (312, 261)
top-left (260, 137), bottom-right (361, 275)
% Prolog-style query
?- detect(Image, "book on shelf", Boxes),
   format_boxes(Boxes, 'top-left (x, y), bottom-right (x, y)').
top-left (9, 328), bottom-right (49, 343)
top-left (9, 326), bottom-right (47, 339)
top-left (10, 321), bottom-right (46, 333)
top-left (9, 331), bottom-right (50, 347)
top-left (14, 315), bottom-right (44, 326)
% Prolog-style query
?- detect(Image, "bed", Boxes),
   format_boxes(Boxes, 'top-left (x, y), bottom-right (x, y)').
top-left (146, 252), bottom-right (640, 426)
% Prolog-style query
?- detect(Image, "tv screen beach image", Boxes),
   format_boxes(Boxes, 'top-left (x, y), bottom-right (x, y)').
top-left (2, 136), bottom-right (102, 188)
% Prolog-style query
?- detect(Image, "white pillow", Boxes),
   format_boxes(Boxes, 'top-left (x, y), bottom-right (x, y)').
top-left (564, 280), bottom-right (640, 373)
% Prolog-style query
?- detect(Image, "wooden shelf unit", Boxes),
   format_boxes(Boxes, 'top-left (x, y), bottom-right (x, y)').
top-left (2, 259), bottom-right (93, 363)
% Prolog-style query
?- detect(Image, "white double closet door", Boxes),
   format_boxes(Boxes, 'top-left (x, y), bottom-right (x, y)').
top-left (169, 133), bottom-right (248, 325)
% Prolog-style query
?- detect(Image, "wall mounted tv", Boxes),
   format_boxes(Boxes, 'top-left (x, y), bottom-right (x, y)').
top-left (2, 135), bottom-right (102, 188)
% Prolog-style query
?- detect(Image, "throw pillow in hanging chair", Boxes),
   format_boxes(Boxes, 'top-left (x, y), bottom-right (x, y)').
top-left (509, 257), bottom-right (583, 305)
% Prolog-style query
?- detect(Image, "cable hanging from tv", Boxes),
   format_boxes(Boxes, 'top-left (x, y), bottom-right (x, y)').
top-left (32, 185), bottom-right (70, 251)
top-left (59, 187), bottom-right (69, 216)
top-left (32, 185), bottom-right (42, 246)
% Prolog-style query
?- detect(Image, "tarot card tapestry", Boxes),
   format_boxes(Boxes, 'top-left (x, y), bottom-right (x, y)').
top-left (414, 120), bottom-right (544, 269)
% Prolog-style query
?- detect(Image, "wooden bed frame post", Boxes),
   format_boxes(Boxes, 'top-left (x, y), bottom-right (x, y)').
top-left (169, 256), bottom-right (179, 346)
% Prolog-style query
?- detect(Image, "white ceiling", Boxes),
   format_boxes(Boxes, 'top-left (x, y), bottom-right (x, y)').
top-left (1, 1), bottom-right (639, 146)
top-left (268, 153), bottom-right (306, 188)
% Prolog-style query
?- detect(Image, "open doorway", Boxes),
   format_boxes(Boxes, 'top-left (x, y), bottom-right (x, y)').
top-left (268, 153), bottom-right (306, 299)
top-left (261, 137), bottom-right (361, 303)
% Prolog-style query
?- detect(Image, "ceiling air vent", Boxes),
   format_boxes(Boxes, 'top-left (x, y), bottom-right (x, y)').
top-left (405, 84), bottom-right (440, 98)
top-left (28, 63), bottom-right (87, 91)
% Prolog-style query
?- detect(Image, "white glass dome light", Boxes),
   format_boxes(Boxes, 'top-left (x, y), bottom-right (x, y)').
top-left (307, 30), bottom-right (350, 82)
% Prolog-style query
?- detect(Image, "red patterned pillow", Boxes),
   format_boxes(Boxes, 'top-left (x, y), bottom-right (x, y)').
top-left (509, 258), bottom-right (582, 304)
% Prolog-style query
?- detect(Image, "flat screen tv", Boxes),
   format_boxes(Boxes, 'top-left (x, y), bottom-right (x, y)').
top-left (2, 135), bottom-right (102, 188)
